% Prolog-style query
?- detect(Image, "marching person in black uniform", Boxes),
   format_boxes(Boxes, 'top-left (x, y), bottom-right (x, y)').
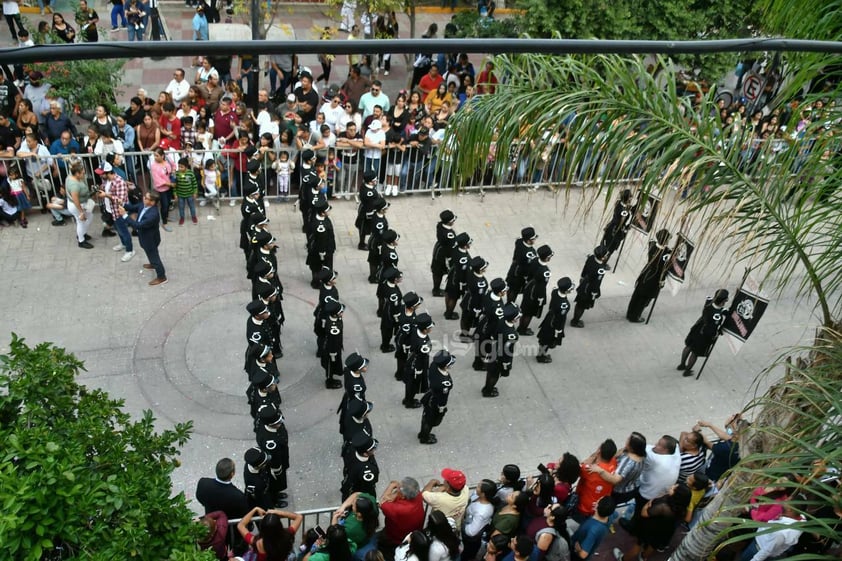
top-left (378, 267), bottom-right (403, 352)
top-left (298, 149), bottom-right (324, 235)
top-left (377, 229), bottom-right (400, 285)
top-left (313, 268), bottom-right (339, 357)
top-left (474, 278), bottom-right (507, 371)
top-left (256, 403), bottom-right (290, 507)
top-left (403, 312), bottom-right (433, 409)
top-left (247, 230), bottom-right (279, 285)
top-left (431, 209), bottom-right (457, 297)
top-left (245, 215), bottom-right (271, 280)
top-left (536, 277), bottom-right (574, 363)
top-left (244, 158), bottom-right (265, 202)
top-left (255, 283), bottom-right (284, 356)
top-left (394, 291), bottom-right (423, 381)
top-left (418, 350), bottom-right (456, 445)
top-left (341, 433), bottom-right (379, 500)
top-left (306, 200), bottom-right (336, 288)
top-left (355, 170), bottom-right (382, 250)
top-left (338, 352), bottom-right (370, 446)
top-left (245, 343), bottom-right (276, 414)
top-left (460, 256), bottom-right (489, 341)
top-left (367, 200), bottom-right (390, 283)
top-left (239, 178), bottom-right (264, 264)
top-left (600, 188), bottom-right (634, 259)
top-left (626, 228), bottom-right (672, 323)
top-left (243, 447), bottom-right (273, 510)
top-left (341, 399), bottom-right (374, 464)
top-left (321, 300), bottom-right (345, 389)
top-left (246, 300), bottom-right (275, 357)
top-left (505, 227), bottom-right (539, 304)
top-left (250, 364), bottom-right (281, 433)
top-left (677, 289), bottom-right (729, 377)
top-left (518, 244), bottom-right (553, 336)
top-left (483, 302), bottom-right (520, 398)
top-left (570, 245), bottom-right (611, 328)
top-left (444, 232), bottom-right (472, 320)
top-left (251, 260), bottom-right (274, 301)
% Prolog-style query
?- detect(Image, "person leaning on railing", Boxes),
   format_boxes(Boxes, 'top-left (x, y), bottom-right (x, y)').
top-left (237, 506), bottom-right (303, 561)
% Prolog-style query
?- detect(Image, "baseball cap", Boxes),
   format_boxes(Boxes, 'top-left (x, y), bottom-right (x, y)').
top-left (441, 468), bottom-right (466, 491)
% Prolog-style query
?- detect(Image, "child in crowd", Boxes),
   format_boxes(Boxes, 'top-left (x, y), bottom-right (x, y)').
top-left (315, 161), bottom-right (327, 195)
top-left (326, 147), bottom-right (338, 199)
top-left (200, 158), bottom-right (221, 209)
top-left (272, 150), bottom-right (294, 201)
top-left (0, 182), bottom-right (21, 226)
top-left (174, 157), bottom-right (198, 225)
top-left (180, 116), bottom-right (198, 151)
top-left (6, 165), bottom-right (31, 228)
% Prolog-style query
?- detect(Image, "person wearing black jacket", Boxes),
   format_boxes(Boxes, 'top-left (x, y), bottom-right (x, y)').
top-left (483, 303), bottom-right (520, 398)
top-left (313, 268), bottom-right (339, 357)
top-left (536, 277), bottom-right (574, 363)
top-left (626, 229), bottom-right (672, 323)
top-left (600, 188), bottom-right (634, 259)
top-left (239, 181), bottom-right (264, 264)
top-left (431, 209), bottom-right (457, 297)
top-left (677, 289), bottom-right (729, 377)
top-left (378, 267), bottom-right (403, 352)
top-left (354, 170), bottom-right (381, 250)
top-left (460, 256), bottom-right (489, 341)
top-left (306, 201), bottom-right (336, 288)
top-left (367, 200), bottom-right (390, 283)
top-left (196, 457), bottom-right (250, 518)
top-left (518, 244), bottom-right (553, 336)
top-left (418, 350), bottom-right (456, 445)
top-left (321, 300), bottom-right (345, 389)
top-left (243, 447), bottom-right (273, 510)
top-left (474, 278), bottom-right (507, 371)
top-left (255, 404), bottom-right (290, 507)
top-left (505, 227), bottom-right (538, 304)
top-left (570, 245), bottom-right (611, 328)
top-left (403, 312), bottom-right (434, 408)
top-left (341, 434), bottom-right (379, 500)
top-left (444, 232), bottom-right (472, 320)
top-left (394, 291), bottom-right (423, 381)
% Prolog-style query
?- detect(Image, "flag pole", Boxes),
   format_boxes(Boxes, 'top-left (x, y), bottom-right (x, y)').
top-left (696, 266), bottom-right (752, 381)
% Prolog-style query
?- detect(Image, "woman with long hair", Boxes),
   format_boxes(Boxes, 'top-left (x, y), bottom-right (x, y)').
top-left (524, 473), bottom-right (558, 538)
top-left (552, 452), bottom-right (580, 505)
top-left (461, 479), bottom-right (496, 561)
top-left (491, 490), bottom-right (529, 538)
top-left (535, 504), bottom-right (572, 558)
top-left (16, 99), bottom-right (38, 136)
top-left (51, 12), bottom-right (76, 42)
top-left (237, 507), bottom-right (303, 561)
top-left (616, 484), bottom-right (691, 561)
top-left (395, 530), bottom-right (431, 561)
top-left (427, 510), bottom-right (461, 561)
top-left (331, 491), bottom-right (380, 549)
top-left (305, 524), bottom-right (356, 561)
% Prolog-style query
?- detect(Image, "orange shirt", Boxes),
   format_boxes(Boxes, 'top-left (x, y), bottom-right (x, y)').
top-left (575, 458), bottom-right (617, 516)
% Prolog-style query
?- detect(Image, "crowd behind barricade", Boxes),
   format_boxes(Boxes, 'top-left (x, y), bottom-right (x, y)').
top-left (192, 416), bottom-right (841, 561)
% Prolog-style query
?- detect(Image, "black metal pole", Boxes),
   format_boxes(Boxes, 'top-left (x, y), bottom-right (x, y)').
top-left (645, 234), bottom-right (680, 325)
top-left (644, 290), bottom-right (659, 325)
top-left (696, 266), bottom-right (752, 381)
top-left (612, 234), bottom-right (626, 272)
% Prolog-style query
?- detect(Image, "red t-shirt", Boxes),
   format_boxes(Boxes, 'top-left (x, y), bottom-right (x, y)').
top-left (576, 458), bottom-right (617, 516)
top-left (381, 494), bottom-right (425, 545)
top-left (159, 114), bottom-right (181, 150)
top-left (418, 73), bottom-right (443, 95)
top-left (244, 526), bottom-right (295, 561)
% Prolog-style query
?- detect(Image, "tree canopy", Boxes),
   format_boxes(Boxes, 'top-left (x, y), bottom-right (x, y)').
top-left (0, 335), bottom-right (211, 560)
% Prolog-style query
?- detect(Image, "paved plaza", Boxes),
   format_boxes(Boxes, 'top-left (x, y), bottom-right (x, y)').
top-left (0, 6), bottom-right (823, 556)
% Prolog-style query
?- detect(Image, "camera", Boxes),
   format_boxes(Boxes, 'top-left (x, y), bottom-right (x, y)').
top-left (537, 463), bottom-right (550, 476)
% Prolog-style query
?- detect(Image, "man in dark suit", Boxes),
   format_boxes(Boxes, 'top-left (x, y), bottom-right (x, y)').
top-left (195, 457), bottom-right (250, 518)
top-left (118, 191), bottom-right (168, 286)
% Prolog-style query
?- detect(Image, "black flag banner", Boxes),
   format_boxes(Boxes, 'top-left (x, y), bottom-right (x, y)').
top-left (666, 233), bottom-right (695, 296)
top-left (630, 194), bottom-right (661, 236)
top-left (722, 273), bottom-right (769, 354)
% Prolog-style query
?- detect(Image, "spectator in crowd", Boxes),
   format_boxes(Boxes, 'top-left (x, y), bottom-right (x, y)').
top-left (358, 80), bottom-right (390, 119)
top-left (575, 439), bottom-right (618, 523)
top-left (737, 505), bottom-right (804, 561)
top-left (572, 496), bottom-right (615, 560)
top-left (341, 65), bottom-right (371, 109)
top-left (677, 429), bottom-right (707, 484)
top-left (461, 479), bottom-right (496, 561)
top-left (3, 0), bottom-right (26, 42)
top-left (304, 524), bottom-right (356, 561)
top-left (17, 132), bottom-right (57, 201)
top-left (75, 0), bottom-right (99, 42)
top-left (491, 491), bottom-right (529, 538)
top-left (109, 0), bottom-right (127, 30)
top-left (423, 468), bottom-right (470, 528)
top-left (125, 0), bottom-right (146, 41)
top-left (477, 61), bottom-right (498, 95)
top-left (237, 506), bottom-right (302, 561)
top-left (197, 511), bottom-right (228, 561)
top-left (166, 68), bottom-right (190, 105)
top-left (51, 12), bottom-right (76, 43)
top-left (41, 100), bottom-right (76, 146)
top-left (418, 65), bottom-right (443, 97)
top-left (379, 478), bottom-right (425, 558)
top-left (49, 130), bottom-right (80, 182)
top-left (624, 435), bottom-right (680, 528)
top-left (615, 483), bottom-right (691, 561)
top-left (695, 414), bottom-right (748, 483)
top-left (426, 510), bottom-right (461, 561)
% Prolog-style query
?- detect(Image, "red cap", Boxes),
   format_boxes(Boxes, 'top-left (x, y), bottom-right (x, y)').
top-left (441, 468), bottom-right (466, 491)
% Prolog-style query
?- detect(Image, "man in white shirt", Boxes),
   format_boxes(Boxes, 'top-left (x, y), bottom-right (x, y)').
top-left (17, 133), bottom-right (57, 197)
top-left (165, 68), bottom-right (190, 105)
top-left (3, 0), bottom-right (27, 42)
top-left (741, 508), bottom-right (803, 561)
top-left (363, 117), bottom-right (385, 178)
top-left (358, 80), bottom-right (390, 119)
top-left (618, 435), bottom-right (680, 536)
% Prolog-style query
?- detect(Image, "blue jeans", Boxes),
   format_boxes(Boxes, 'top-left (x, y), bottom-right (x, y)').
top-left (127, 24), bottom-right (144, 41)
top-left (177, 195), bottom-right (196, 219)
top-left (36, 0), bottom-right (56, 10)
top-left (157, 189), bottom-right (172, 224)
top-left (739, 540), bottom-right (758, 561)
top-left (111, 3), bottom-right (127, 28)
top-left (363, 157), bottom-right (381, 178)
top-left (114, 213), bottom-right (133, 252)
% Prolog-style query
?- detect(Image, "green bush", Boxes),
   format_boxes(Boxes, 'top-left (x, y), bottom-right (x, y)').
top-left (0, 335), bottom-right (213, 560)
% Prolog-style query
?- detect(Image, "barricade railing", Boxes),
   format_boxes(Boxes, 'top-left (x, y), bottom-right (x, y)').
top-left (2, 132), bottom-right (811, 212)
top-left (224, 505), bottom-right (338, 551)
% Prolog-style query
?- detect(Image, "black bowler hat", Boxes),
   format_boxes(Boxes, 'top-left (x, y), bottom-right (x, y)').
top-left (403, 292), bottom-right (422, 308)
top-left (247, 300), bottom-right (269, 316)
top-left (374, 198), bottom-right (389, 211)
top-left (470, 256), bottom-right (488, 272)
top-left (537, 244), bottom-right (554, 260)
top-left (363, 169), bottom-right (378, 182)
top-left (258, 403), bottom-right (284, 425)
top-left (416, 313), bottom-right (434, 330)
top-left (254, 230), bottom-right (274, 247)
top-left (251, 368), bottom-right (276, 390)
top-left (325, 300), bottom-right (344, 316)
top-left (352, 433), bottom-right (378, 453)
top-left (348, 399), bottom-right (373, 418)
top-left (455, 232), bottom-right (472, 247)
top-left (521, 227), bottom-right (538, 241)
top-left (503, 302), bottom-right (521, 321)
top-left (433, 350), bottom-right (456, 368)
top-left (244, 447), bottom-right (268, 467)
top-left (316, 268), bottom-right (338, 283)
top-left (557, 277), bottom-right (574, 292)
top-left (253, 261), bottom-right (272, 278)
top-left (439, 209), bottom-right (456, 224)
top-left (382, 229), bottom-right (399, 244)
top-left (247, 159), bottom-right (262, 173)
top-left (345, 352), bottom-right (368, 371)
top-left (382, 267), bottom-right (402, 281)
top-left (490, 278), bottom-right (508, 294)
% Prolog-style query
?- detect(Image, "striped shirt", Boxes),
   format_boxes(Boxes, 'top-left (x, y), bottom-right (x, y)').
top-left (174, 170), bottom-right (197, 198)
top-left (678, 451), bottom-right (707, 484)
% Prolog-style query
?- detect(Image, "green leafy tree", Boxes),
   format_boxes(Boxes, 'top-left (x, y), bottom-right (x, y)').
top-left (0, 335), bottom-right (213, 561)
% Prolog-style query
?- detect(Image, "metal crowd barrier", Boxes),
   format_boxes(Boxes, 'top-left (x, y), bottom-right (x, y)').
top-left (2, 131), bottom-right (813, 211)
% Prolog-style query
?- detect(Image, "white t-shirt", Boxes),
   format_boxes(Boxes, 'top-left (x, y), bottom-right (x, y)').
top-left (165, 78), bottom-right (190, 104)
top-left (462, 495), bottom-right (494, 537)
top-left (3, 0), bottom-right (20, 16)
top-left (364, 129), bottom-right (385, 159)
top-left (637, 444), bottom-right (681, 500)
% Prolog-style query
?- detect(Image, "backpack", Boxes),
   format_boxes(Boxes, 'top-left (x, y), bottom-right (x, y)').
top-left (536, 528), bottom-right (570, 561)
